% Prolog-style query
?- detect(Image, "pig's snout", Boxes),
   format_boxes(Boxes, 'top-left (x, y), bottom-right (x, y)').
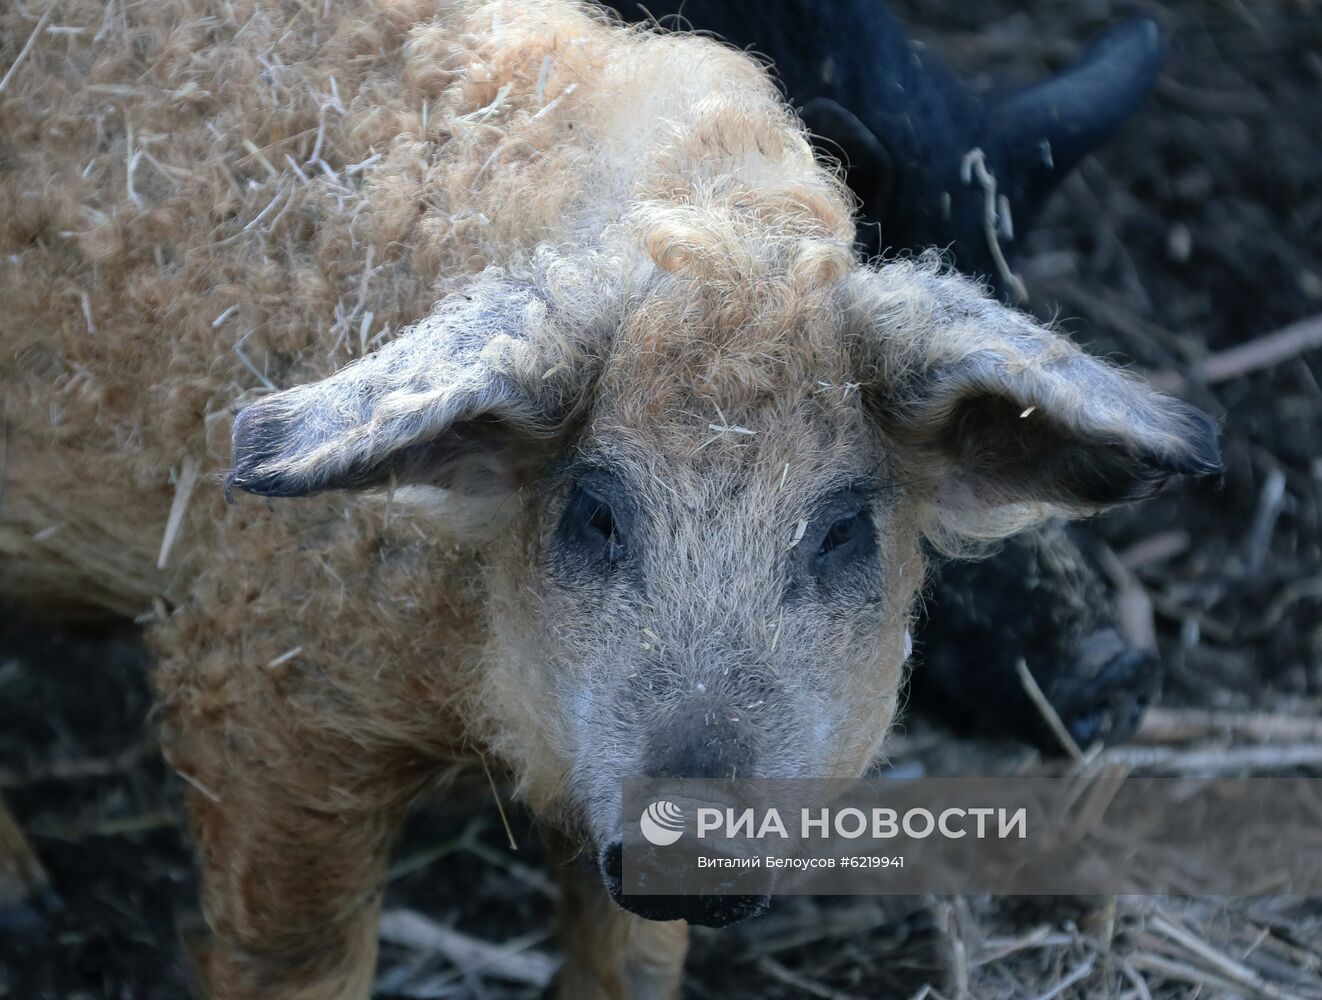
top-left (592, 701), bottom-right (769, 925)
top-left (597, 841), bottom-right (769, 927)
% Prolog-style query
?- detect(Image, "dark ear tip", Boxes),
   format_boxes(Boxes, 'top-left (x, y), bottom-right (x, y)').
top-left (226, 400), bottom-right (299, 499)
top-left (1155, 401), bottom-right (1224, 479)
top-left (226, 405), bottom-right (262, 496)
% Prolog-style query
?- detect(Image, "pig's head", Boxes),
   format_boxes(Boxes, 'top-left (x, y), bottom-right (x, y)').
top-left (228, 251), bottom-right (1218, 926)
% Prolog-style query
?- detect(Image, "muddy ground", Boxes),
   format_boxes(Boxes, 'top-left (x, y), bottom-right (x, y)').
top-left (2, 0), bottom-right (1321, 996)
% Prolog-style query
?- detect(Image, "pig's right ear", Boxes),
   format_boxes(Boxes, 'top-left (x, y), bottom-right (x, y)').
top-left (227, 281), bottom-right (592, 500)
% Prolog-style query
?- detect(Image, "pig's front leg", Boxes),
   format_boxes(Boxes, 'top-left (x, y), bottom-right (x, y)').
top-left (546, 831), bottom-right (689, 1000)
top-left (182, 767), bottom-right (414, 1000)
top-left (158, 630), bottom-right (429, 1000)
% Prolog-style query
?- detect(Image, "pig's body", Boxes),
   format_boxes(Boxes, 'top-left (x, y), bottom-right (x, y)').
top-left (1, 1), bottom-right (1216, 997)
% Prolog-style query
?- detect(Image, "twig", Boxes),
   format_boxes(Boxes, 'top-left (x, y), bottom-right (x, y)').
top-left (478, 752), bottom-right (518, 851)
top-left (461, 839), bottom-right (559, 899)
top-left (960, 148), bottom-right (1028, 303)
top-left (241, 138), bottom-right (280, 179)
top-left (1127, 950), bottom-right (1314, 1000)
top-left (81, 810), bottom-right (178, 837)
top-left (1244, 468), bottom-right (1287, 572)
top-left (1031, 955), bottom-right (1096, 1000)
top-left (1120, 961), bottom-right (1154, 1000)
top-left (266, 646), bottom-right (302, 669)
top-left (1135, 707), bottom-right (1322, 745)
top-left (1150, 314), bottom-right (1322, 392)
top-left (0, 741), bottom-right (151, 789)
top-left (1148, 912), bottom-right (1303, 1000)
top-left (0, 6), bottom-right (53, 94)
top-left (933, 897), bottom-right (971, 1000)
top-left (157, 455), bottom-right (200, 569)
top-left (174, 768), bottom-right (221, 803)
top-left (78, 290), bottom-right (96, 335)
top-left (378, 909), bottom-right (559, 988)
top-left (1100, 742), bottom-right (1322, 773)
top-left (757, 958), bottom-right (863, 1000)
top-left (0, 795), bottom-right (48, 902)
top-left (1016, 657), bottom-right (1085, 763)
top-left (1116, 530), bottom-right (1190, 570)
top-left (1094, 544), bottom-right (1157, 653)
top-left (975, 927), bottom-right (1073, 968)
top-left (1244, 574), bottom-right (1322, 637)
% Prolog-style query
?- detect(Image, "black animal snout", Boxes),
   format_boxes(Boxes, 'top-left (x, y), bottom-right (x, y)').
top-left (598, 841), bottom-right (769, 927)
top-left (1056, 639), bottom-right (1160, 749)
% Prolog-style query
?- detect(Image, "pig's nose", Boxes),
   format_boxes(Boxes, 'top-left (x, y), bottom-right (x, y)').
top-left (597, 841), bottom-right (769, 927)
top-left (642, 703), bottom-right (755, 780)
top-left (1058, 641), bottom-right (1160, 749)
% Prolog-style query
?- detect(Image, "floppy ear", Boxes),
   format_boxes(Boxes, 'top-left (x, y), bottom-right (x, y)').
top-left (227, 278), bottom-right (591, 500)
top-left (849, 261), bottom-right (1220, 543)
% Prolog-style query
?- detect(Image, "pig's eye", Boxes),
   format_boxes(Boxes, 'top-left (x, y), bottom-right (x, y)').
top-left (561, 485), bottom-right (628, 565)
top-left (815, 510), bottom-right (873, 565)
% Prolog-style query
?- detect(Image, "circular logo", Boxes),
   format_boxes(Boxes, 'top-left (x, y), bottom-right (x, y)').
top-left (640, 800), bottom-right (685, 846)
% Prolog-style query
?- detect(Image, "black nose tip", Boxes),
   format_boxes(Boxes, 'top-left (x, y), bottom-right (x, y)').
top-left (1060, 644), bottom-right (1161, 749)
top-left (598, 842), bottom-right (769, 928)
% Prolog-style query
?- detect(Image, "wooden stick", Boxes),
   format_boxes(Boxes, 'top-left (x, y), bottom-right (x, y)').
top-left (378, 909), bottom-right (558, 988)
top-left (1150, 314), bottom-right (1322, 392)
top-left (0, 7), bottom-right (53, 94)
top-left (1136, 707), bottom-right (1322, 745)
top-left (1016, 657), bottom-right (1085, 762)
top-left (1148, 913), bottom-right (1304, 1000)
top-left (758, 958), bottom-right (864, 1000)
top-left (1100, 742), bottom-right (1322, 773)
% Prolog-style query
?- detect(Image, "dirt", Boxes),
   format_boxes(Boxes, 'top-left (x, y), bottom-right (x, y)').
top-left (2, 0), bottom-right (1320, 996)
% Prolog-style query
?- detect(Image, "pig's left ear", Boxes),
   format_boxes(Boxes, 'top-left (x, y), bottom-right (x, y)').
top-left (227, 278), bottom-right (593, 500)
top-left (850, 263), bottom-right (1221, 540)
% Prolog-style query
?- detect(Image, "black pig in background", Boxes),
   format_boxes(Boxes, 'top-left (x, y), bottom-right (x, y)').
top-left (610, 0), bottom-right (1172, 753)
top-left (611, 0), bottom-right (1165, 300)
